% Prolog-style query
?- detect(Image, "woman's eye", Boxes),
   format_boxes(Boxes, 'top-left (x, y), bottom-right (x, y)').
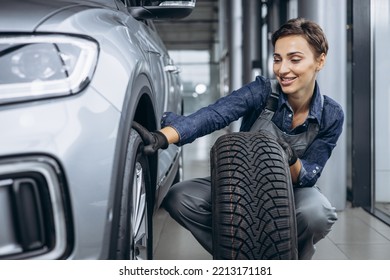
top-left (273, 58), bottom-right (281, 63)
top-left (291, 58), bottom-right (301, 63)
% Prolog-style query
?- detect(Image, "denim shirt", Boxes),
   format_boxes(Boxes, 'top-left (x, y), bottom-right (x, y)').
top-left (161, 76), bottom-right (344, 188)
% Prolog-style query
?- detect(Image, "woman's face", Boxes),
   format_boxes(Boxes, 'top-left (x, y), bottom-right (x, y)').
top-left (273, 35), bottom-right (325, 97)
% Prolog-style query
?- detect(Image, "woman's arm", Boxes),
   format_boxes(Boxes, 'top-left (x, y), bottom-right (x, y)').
top-left (161, 76), bottom-right (271, 146)
top-left (295, 100), bottom-right (344, 187)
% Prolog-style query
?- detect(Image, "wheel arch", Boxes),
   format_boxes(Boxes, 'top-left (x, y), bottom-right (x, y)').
top-left (133, 92), bottom-right (158, 203)
top-left (102, 73), bottom-right (158, 259)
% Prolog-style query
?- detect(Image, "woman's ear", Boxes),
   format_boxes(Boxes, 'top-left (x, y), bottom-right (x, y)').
top-left (316, 53), bottom-right (326, 71)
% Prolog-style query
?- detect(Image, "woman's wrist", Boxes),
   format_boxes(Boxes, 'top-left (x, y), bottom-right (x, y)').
top-left (160, 126), bottom-right (180, 144)
top-left (289, 158), bottom-right (301, 184)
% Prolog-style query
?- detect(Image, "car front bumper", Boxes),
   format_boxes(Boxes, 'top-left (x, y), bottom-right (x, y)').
top-left (0, 87), bottom-right (121, 259)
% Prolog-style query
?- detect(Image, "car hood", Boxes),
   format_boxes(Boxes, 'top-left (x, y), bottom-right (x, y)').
top-left (0, 0), bottom-right (116, 32)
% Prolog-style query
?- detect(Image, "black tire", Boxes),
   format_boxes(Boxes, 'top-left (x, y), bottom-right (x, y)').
top-left (116, 129), bottom-right (153, 260)
top-left (172, 149), bottom-right (183, 185)
top-left (211, 131), bottom-right (298, 260)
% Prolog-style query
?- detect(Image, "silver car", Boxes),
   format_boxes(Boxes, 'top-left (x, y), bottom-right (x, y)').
top-left (0, 0), bottom-right (195, 260)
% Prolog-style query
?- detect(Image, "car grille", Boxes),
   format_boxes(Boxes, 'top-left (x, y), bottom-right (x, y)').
top-left (0, 156), bottom-right (71, 259)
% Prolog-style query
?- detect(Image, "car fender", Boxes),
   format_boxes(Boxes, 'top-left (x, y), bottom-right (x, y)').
top-left (99, 73), bottom-right (156, 259)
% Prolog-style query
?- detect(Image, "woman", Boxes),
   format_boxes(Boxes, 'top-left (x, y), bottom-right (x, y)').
top-left (141, 18), bottom-right (344, 260)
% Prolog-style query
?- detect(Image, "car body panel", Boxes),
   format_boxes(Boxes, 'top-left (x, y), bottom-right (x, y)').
top-left (0, 0), bottom-right (118, 32)
top-left (0, 88), bottom-right (120, 259)
top-left (0, 0), bottom-right (184, 259)
top-left (36, 3), bottom-right (180, 180)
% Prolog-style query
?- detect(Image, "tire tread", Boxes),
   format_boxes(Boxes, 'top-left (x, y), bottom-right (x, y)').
top-left (211, 131), bottom-right (298, 260)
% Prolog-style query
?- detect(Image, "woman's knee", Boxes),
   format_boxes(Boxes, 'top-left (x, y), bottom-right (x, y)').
top-left (162, 182), bottom-right (187, 215)
top-left (296, 202), bottom-right (337, 239)
top-left (162, 178), bottom-right (212, 218)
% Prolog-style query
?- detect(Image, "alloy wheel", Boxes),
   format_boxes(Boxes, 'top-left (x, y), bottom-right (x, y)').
top-left (130, 161), bottom-right (148, 260)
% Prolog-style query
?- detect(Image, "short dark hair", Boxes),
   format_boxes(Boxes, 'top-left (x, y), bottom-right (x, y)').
top-left (271, 18), bottom-right (328, 57)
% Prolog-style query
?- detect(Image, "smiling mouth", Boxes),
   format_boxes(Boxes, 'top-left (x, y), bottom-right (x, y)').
top-left (279, 76), bottom-right (297, 86)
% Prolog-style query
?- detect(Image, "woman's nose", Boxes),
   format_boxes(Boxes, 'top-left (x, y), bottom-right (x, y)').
top-left (279, 60), bottom-right (290, 74)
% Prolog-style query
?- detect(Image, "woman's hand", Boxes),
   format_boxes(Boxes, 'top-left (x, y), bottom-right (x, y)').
top-left (132, 121), bottom-right (169, 155)
top-left (277, 138), bottom-right (298, 166)
top-left (277, 138), bottom-right (301, 184)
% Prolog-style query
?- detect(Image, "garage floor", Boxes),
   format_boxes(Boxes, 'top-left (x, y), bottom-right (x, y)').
top-left (153, 130), bottom-right (390, 260)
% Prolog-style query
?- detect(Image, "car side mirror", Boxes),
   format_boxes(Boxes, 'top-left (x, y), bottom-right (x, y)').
top-left (129, 0), bottom-right (196, 20)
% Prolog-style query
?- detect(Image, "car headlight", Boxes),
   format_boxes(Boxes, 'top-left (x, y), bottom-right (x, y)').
top-left (0, 34), bottom-right (98, 105)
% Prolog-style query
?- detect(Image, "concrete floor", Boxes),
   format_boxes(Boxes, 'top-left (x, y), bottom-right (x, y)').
top-left (153, 130), bottom-right (390, 260)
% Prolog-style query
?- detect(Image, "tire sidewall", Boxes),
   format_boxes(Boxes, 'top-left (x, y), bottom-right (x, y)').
top-left (116, 128), bottom-right (152, 259)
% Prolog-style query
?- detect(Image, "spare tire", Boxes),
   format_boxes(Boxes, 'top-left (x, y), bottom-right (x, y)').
top-left (211, 131), bottom-right (298, 259)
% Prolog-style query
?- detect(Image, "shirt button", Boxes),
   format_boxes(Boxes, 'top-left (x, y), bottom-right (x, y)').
top-left (288, 114), bottom-right (292, 118)
top-left (315, 166), bottom-right (319, 170)
top-left (313, 170), bottom-right (317, 174)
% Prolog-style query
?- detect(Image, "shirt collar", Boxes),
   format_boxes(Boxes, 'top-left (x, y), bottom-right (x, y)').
top-left (278, 81), bottom-right (323, 124)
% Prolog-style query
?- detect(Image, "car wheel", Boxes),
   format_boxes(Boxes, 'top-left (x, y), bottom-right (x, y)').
top-left (116, 128), bottom-right (152, 260)
top-left (210, 131), bottom-right (298, 260)
top-left (172, 149), bottom-right (183, 185)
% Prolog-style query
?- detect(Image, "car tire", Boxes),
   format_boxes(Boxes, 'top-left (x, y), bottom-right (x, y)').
top-left (210, 131), bottom-right (298, 260)
top-left (116, 128), bottom-right (153, 260)
top-left (172, 150), bottom-right (183, 185)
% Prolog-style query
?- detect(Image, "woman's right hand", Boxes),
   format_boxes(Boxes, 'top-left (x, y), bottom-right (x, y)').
top-left (132, 121), bottom-right (170, 155)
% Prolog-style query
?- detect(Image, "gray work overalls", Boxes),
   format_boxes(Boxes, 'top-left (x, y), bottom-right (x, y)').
top-left (249, 80), bottom-right (319, 158)
top-left (163, 82), bottom-right (338, 260)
